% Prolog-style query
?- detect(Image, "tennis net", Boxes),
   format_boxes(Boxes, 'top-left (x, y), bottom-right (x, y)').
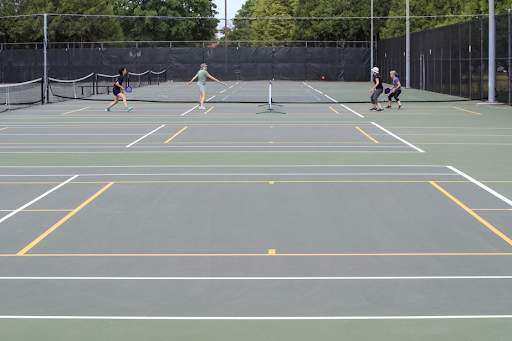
top-left (0, 78), bottom-right (43, 112)
top-left (48, 73), bottom-right (95, 102)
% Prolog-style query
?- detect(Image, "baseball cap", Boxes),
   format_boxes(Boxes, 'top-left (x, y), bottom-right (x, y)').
top-left (371, 67), bottom-right (379, 73)
top-left (200, 63), bottom-right (207, 67)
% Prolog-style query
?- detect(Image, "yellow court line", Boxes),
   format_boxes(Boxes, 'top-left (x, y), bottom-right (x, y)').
top-left (61, 107), bottom-right (90, 115)
top-left (0, 127), bottom-right (7, 131)
top-left (164, 127), bottom-right (187, 144)
top-left (356, 127), bottom-right (379, 144)
top-left (17, 182), bottom-right (115, 255)
top-left (203, 107), bottom-right (214, 115)
top-left (453, 107), bottom-right (482, 115)
top-left (2, 252), bottom-right (512, 257)
top-left (328, 106), bottom-right (340, 114)
top-left (430, 181), bottom-right (512, 246)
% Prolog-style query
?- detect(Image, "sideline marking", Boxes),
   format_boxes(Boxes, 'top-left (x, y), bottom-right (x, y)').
top-left (61, 107), bottom-right (90, 116)
top-left (3, 252), bottom-right (512, 257)
top-left (371, 122), bottom-right (424, 152)
top-left (164, 127), bottom-right (187, 144)
top-left (17, 182), bottom-right (115, 255)
top-left (448, 166), bottom-right (512, 207)
top-left (126, 125), bottom-right (165, 147)
top-left (356, 127), bottom-right (379, 143)
top-left (1, 276), bottom-right (512, 280)
top-left (181, 105), bottom-right (198, 116)
top-left (340, 104), bottom-right (364, 118)
top-left (430, 181), bottom-right (512, 246)
top-left (0, 315), bottom-right (511, 320)
top-left (453, 107), bottom-right (481, 115)
top-left (0, 175), bottom-right (78, 225)
top-left (0, 127), bottom-right (7, 131)
top-left (203, 107), bottom-right (214, 115)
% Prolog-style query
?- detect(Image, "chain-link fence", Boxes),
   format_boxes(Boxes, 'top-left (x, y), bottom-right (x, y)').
top-left (378, 13), bottom-right (512, 104)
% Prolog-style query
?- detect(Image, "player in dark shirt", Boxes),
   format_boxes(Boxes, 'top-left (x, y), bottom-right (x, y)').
top-left (369, 67), bottom-right (384, 112)
top-left (106, 67), bottom-right (132, 112)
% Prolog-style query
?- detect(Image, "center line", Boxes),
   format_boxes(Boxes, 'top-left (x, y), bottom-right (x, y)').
top-left (17, 182), bottom-right (114, 255)
top-left (61, 107), bottom-right (90, 116)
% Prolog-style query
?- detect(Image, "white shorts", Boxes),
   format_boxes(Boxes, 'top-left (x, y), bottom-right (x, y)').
top-left (197, 83), bottom-right (206, 92)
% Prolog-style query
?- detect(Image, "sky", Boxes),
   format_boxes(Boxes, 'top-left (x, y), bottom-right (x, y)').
top-left (214, 0), bottom-right (247, 23)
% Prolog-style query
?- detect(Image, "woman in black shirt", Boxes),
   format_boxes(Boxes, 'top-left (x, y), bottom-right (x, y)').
top-left (369, 67), bottom-right (384, 112)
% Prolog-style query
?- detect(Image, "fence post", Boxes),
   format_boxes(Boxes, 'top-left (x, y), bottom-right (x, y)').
top-left (488, 0), bottom-right (496, 102)
top-left (43, 14), bottom-right (48, 104)
top-left (508, 8), bottom-right (511, 105)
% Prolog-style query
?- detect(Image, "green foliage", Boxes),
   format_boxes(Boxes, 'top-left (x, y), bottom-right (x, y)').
top-left (228, 0), bottom-right (258, 42)
top-left (251, 0), bottom-right (296, 45)
top-left (0, 0), bottom-right (123, 43)
top-left (227, 0), bottom-right (511, 43)
top-left (109, 0), bottom-right (219, 41)
top-left (0, 0), bottom-right (219, 43)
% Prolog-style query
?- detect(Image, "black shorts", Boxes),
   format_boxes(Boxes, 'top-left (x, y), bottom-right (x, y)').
top-left (113, 88), bottom-right (121, 96)
top-left (388, 89), bottom-right (401, 101)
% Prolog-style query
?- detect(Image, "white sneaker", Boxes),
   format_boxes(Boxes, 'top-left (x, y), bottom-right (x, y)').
top-left (198, 106), bottom-right (206, 110)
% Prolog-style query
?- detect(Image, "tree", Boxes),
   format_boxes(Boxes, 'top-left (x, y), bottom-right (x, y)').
top-left (251, 0), bottom-right (296, 44)
top-left (228, 0), bottom-right (258, 43)
top-left (0, 0), bottom-right (123, 43)
top-left (109, 0), bottom-right (219, 41)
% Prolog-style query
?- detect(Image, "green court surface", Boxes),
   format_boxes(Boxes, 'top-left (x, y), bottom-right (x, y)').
top-left (0, 81), bottom-right (511, 340)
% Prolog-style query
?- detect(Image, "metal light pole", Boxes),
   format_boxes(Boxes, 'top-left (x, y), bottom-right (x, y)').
top-left (406, 0), bottom-right (410, 88)
top-left (371, 0), bottom-right (374, 81)
top-left (488, 0), bottom-right (496, 102)
top-left (224, 0), bottom-right (228, 47)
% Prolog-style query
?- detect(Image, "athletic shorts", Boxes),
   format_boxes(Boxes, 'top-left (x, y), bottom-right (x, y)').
top-left (113, 88), bottom-right (121, 96)
top-left (197, 83), bottom-right (206, 92)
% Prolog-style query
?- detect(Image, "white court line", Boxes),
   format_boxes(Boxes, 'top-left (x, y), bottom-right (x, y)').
top-left (323, 94), bottom-right (363, 118)
top-left (180, 105), bottom-right (198, 116)
top-left (448, 166), bottom-right (512, 207)
top-left (179, 94), bottom-right (215, 116)
top-left (0, 175), bottom-right (78, 224)
top-left (1, 276), bottom-right (511, 280)
top-left (125, 125), bottom-right (165, 147)
top-left (0, 173), bottom-right (459, 177)
top-left (371, 122), bottom-right (425, 153)
top-left (301, 82), bottom-right (323, 94)
top-left (340, 104), bottom-right (364, 118)
top-left (0, 315), bottom-right (511, 320)
top-left (0, 134), bottom-right (144, 136)
top-left (0, 151), bottom-right (425, 154)
top-left (0, 165), bottom-right (449, 168)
